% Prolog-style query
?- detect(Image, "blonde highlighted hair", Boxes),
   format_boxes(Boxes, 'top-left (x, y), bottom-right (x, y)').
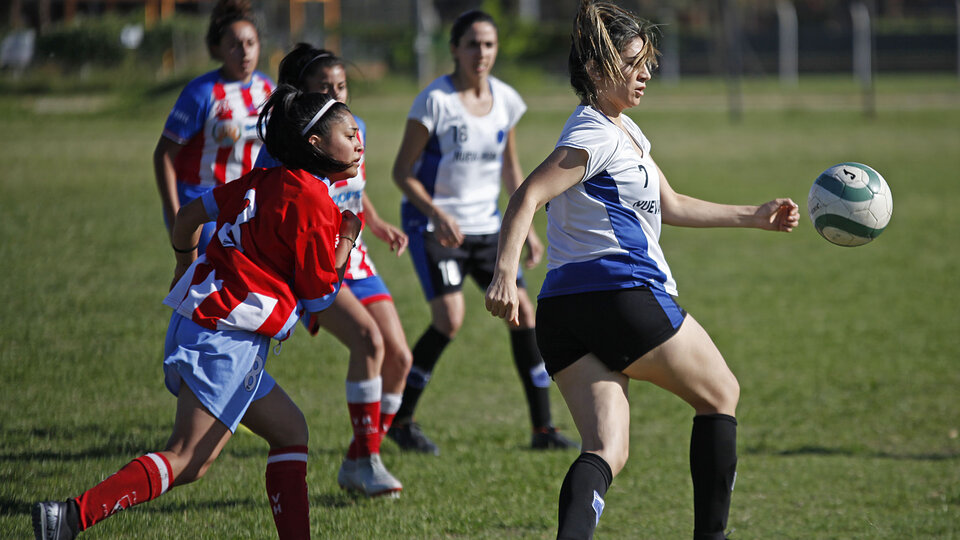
top-left (569, 0), bottom-right (659, 106)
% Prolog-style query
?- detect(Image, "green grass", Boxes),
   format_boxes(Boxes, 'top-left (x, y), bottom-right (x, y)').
top-left (1, 75), bottom-right (959, 538)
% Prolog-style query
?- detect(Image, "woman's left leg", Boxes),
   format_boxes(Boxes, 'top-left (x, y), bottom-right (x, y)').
top-left (624, 315), bottom-right (739, 540)
top-left (241, 384), bottom-right (310, 540)
top-left (365, 298), bottom-right (413, 435)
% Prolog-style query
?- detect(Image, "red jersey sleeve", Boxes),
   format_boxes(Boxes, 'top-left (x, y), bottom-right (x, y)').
top-left (289, 182), bottom-right (343, 313)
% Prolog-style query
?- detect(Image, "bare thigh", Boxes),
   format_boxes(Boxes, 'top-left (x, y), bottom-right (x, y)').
top-left (365, 299), bottom-right (413, 394)
top-left (623, 315), bottom-right (739, 416)
top-left (240, 384), bottom-right (308, 450)
top-left (313, 285), bottom-right (384, 381)
top-left (554, 354), bottom-right (631, 476)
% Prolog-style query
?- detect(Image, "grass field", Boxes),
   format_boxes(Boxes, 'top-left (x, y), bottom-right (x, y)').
top-left (1, 73), bottom-right (959, 539)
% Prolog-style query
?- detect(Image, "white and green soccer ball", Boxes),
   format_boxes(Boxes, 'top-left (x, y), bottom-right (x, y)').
top-left (807, 162), bottom-right (893, 247)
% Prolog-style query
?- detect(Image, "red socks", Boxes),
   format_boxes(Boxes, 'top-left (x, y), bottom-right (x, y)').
top-left (74, 453), bottom-right (173, 530)
top-left (265, 445), bottom-right (310, 540)
top-left (345, 378), bottom-right (383, 460)
top-left (380, 392), bottom-right (402, 437)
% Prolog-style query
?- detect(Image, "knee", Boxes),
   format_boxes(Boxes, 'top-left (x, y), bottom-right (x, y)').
top-left (596, 442), bottom-right (629, 477)
top-left (431, 314), bottom-right (462, 338)
top-left (581, 433), bottom-right (630, 477)
top-left (267, 407), bottom-right (309, 449)
top-left (169, 450), bottom-right (218, 487)
top-left (386, 341), bottom-right (413, 375)
top-left (353, 323), bottom-right (385, 364)
top-left (698, 373), bottom-right (740, 416)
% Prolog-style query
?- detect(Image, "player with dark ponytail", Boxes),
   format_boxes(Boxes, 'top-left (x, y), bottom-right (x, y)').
top-left (256, 44), bottom-right (409, 497)
top-left (33, 86), bottom-right (364, 540)
top-left (486, 1), bottom-right (799, 538)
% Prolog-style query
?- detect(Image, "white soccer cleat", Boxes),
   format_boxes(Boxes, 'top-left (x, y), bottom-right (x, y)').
top-left (337, 454), bottom-right (402, 498)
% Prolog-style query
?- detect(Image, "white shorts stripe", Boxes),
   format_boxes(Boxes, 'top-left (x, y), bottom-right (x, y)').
top-left (145, 453), bottom-right (171, 494)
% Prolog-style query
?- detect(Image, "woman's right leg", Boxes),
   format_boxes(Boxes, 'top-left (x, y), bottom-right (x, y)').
top-left (623, 315), bottom-right (739, 540)
top-left (365, 298), bottom-right (413, 435)
top-left (552, 354), bottom-right (631, 539)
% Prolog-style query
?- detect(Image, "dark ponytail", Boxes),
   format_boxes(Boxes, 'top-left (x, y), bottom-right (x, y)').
top-left (257, 84), bottom-right (352, 177)
top-left (206, 0), bottom-right (258, 58)
top-left (278, 43), bottom-right (344, 89)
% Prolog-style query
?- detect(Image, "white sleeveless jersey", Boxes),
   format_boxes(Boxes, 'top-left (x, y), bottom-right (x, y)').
top-left (539, 106), bottom-right (677, 299)
top-left (401, 75), bottom-right (526, 235)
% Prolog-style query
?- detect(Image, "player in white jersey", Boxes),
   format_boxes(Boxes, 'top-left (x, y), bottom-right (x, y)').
top-left (485, 2), bottom-right (800, 539)
top-left (391, 9), bottom-right (576, 454)
top-left (153, 0), bottom-right (273, 255)
top-left (255, 44), bottom-right (409, 497)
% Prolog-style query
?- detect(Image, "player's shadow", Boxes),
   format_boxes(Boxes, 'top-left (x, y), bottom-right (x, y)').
top-left (0, 424), bottom-right (346, 462)
top-left (744, 444), bottom-right (960, 461)
top-left (0, 424), bottom-right (168, 462)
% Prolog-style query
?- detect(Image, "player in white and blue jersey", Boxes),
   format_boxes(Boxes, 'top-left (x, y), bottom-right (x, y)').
top-left (391, 10), bottom-right (576, 455)
top-left (485, 3), bottom-right (800, 539)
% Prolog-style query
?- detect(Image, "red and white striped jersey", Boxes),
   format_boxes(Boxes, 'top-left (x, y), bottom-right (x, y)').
top-left (164, 166), bottom-right (342, 341)
top-left (162, 69), bottom-right (274, 187)
top-left (254, 116), bottom-right (378, 280)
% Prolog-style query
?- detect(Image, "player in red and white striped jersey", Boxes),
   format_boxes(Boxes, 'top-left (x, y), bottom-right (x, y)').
top-left (33, 85), bottom-right (362, 540)
top-left (256, 44), bottom-right (411, 496)
top-left (152, 0), bottom-right (273, 255)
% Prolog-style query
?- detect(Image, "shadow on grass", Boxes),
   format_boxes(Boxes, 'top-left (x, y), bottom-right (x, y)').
top-left (1, 489), bottom-right (361, 519)
top-left (0, 424), bottom-right (346, 462)
top-left (745, 445), bottom-right (960, 461)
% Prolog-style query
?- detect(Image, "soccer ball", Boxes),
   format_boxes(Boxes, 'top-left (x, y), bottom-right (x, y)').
top-left (807, 162), bottom-right (893, 247)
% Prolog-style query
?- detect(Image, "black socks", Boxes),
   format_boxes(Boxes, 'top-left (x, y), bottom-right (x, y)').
top-left (395, 325), bottom-right (450, 424)
top-left (690, 414), bottom-right (738, 540)
top-left (557, 452), bottom-right (613, 539)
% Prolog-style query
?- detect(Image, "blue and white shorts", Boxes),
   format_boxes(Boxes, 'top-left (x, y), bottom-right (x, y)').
top-left (163, 312), bottom-right (277, 432)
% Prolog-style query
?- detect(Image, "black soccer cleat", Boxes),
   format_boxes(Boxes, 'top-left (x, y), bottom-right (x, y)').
top-left (32, 500), bottom-right (79, 540)
top-left (531, 426), bottom-right (580, 450)
top-left (386, 421), bottom-right (440, 456)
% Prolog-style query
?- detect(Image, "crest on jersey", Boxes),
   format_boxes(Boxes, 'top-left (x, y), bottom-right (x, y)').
top-left (213, 120), bottom-right (242, 147)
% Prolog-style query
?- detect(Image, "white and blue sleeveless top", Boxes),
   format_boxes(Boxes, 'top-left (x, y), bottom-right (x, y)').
top-left (401, 75), bottom-right (527, 235)
top-left (539, 106), bottom-right (677, 299)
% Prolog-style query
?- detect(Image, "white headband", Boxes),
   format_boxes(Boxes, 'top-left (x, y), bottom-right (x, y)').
top-left (300, 100), bottom-right (337, 136)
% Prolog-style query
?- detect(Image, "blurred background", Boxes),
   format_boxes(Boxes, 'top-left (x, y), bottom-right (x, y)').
top-left (2, 0), bottom-right (958, 96)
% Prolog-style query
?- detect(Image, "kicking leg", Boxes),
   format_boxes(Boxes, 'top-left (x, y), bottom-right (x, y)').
top-left (624, 315), bottom-right (739, 540)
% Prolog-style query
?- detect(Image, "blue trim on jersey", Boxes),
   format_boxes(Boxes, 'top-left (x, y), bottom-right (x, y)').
top-left (539, 170), bottom-right (669, 299)
top-left (301, 280), bottom-right (341, 313)
top-left (650, 287), bottom-right (686, 328)
top-left (401, 132), bottom-right (443, 230)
